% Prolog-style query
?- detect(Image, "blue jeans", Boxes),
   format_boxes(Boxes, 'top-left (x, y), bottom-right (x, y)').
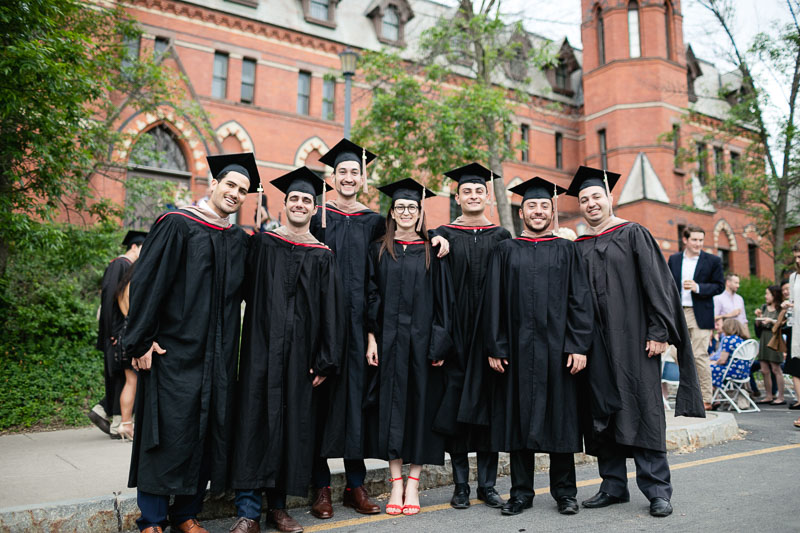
top-left (235, 489), bottom-right (286, 520)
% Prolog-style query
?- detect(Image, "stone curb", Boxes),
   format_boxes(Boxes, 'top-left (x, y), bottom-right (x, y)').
top-left (0, 413), bottom-right (738, 532)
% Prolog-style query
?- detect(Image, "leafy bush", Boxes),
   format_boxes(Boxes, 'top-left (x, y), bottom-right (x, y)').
top-left (0, 219), bottom-right (122, 430)
top-left (738, 275), bottom-right (773, 339)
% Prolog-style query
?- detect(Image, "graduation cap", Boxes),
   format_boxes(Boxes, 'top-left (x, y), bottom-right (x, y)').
top-left (510, 176), bottom-right (567, 231)
top-left (122, 230), bottom-right (147, 248)
top-left (444, 162), bottom-right (499, 216)
top-left (377, 177), bottom-right (437, 231)
top-left (565, 165), bottom-right (622, 217)
top-left (271, 167), bottom-right (334, 227)
top-left (319, 139), bottom-right (377, 193)
top-left (206, 152), bottom-right (262, 194)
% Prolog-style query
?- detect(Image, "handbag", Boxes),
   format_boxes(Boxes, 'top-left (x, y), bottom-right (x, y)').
top-left (767, 308), bottom-right (787, 353)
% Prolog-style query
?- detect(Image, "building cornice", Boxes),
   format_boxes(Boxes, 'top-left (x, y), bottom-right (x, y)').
top-left (126, 0), bottom-right (344, 55)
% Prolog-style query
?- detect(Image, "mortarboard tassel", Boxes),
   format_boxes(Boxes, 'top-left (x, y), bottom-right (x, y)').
top-left (362, 148), bottom-right (368, 193)
top-left (256, 183), bottom-right (264, 232)
top-left (553, 184), bottom-right (560, 232)
top-left (416, 182), bottom-right (425, 232)
top-left (489, 170), bottom-right (495, 218)
top-left (322, 176), bottom-right (327, 228)
top-left (603, 168), bottom-right (613, 217)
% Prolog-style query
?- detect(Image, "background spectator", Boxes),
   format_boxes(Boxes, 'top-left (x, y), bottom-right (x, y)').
top-left (755, 286), bottom-right (785, 405)
top-left (715, 274), bottom-right (748, 326)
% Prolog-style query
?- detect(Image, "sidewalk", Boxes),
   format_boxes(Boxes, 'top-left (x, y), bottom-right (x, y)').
top-left (0, 411), bottom-right (739, 532)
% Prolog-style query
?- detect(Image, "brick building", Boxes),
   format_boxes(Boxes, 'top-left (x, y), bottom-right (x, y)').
top-left (104, 0), bottom-right (772, 276)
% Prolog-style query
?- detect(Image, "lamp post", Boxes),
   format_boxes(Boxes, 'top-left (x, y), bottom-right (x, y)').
top-left (338, 47), bottom-right (359, 139)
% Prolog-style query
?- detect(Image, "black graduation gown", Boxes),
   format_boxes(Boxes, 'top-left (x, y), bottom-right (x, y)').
top-left (479, 236), bottom-right (594, 453)
top-left (430, 224), bottom-right (511, 453)
top-left (363, 240), bottom-right (453, 465)
top-left (123, 210), bottom-right (248, 495)
top-left (575, 222), bottom-right (705, 454)
top-left (230, 231), bottom-right (341, 497)
top-left (310, 205), bottom-right (385, 459)
top-left (97, 255), bottom-right (131, 380)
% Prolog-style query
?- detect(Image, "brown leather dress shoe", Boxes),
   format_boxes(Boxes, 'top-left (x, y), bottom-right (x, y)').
top-left (343, 486), bottom-right (380, 514)
top-left (310, 486), bottom-right (333, 519)
top-left (266, 509), bottom-right (303, 533)
top-left (140, 528), bottom-right (163, 533)
top-left (173, 518), bottom-right (209, 533)
top-left (229, 516), bottom-right (261, 533)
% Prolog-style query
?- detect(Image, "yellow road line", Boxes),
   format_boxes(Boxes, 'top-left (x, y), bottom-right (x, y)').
top-left (303, 443), bottom-right (800, 532)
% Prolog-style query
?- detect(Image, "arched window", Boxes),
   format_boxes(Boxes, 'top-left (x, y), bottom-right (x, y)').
top-left (596, 6), bottom-right (605, 66)
top-left (628, 1), bottom-right (641, 58)
top-left (129, 125), bottom-right (188, 171)
top-left (664, 0), bottom-right (673, 60)
top-left (126, 125), bottom-right (192, 229)
top-left (382, 6), bottom-right (400, 42)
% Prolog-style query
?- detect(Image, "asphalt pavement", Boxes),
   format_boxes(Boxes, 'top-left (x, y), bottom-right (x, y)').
top-left (165, 405), bottom-right (800, 533)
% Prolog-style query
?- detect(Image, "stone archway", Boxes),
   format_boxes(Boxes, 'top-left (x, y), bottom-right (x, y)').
top-left (294, 136), bottom-right (330, 169)
top-left (216, 121), bottom-right (254, 153)
top-left (713, 219), bottom-right (738, 251)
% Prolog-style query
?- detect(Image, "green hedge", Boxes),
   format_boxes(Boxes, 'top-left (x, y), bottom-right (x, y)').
top-left (0, 220), bottom-right (121, 430)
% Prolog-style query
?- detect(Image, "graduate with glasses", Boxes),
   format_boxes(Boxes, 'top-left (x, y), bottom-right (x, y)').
top-left (362, 178), bottom-right (454, 517)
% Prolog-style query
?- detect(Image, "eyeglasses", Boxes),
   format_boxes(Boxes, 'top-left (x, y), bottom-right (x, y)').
top-left (393, 204), bottom-right (418, 214)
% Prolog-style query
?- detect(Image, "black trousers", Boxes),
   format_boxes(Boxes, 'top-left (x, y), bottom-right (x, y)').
top-left (509, 451), bottom-right (575, 502)
top-left (450, 451), bottom-right (498, 488)
top-left (597, 444), bottom-right (672, 501)
top-left (311, 456), bottom-right (367, 489)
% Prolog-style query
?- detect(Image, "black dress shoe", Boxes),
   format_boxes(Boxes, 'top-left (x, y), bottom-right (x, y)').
top-left (450, 483), bottom-right (470, 509)
top-left (649, 497), bottom-right (673, 517)
top-left (581, 491), bottom-right (629, 508)
top-left (556, 497), bottom-right (579, 515)
top-left (501, 496), bottom-right (533, 516)
top-left (476, 486), bottom-right (505, 508)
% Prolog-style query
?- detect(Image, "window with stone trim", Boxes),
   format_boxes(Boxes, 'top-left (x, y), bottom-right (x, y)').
top-left (520, 124), bottom-right (529, 162)
top-left (596, 5), bottom-right (605, 66)
top-left (322, 77), bottom-right (335, 121)
top-left (664, 0), bottom-right (674, 60)
top-left (555, 132), bottom-right (563, 169)
top-left (212, 52), bottom-right (228, 99)
top-left (598, 129), bottom-right (608, 170)
top-left (297, 71), bottom-right (311, 115)
top-left (302, 0), bottom-right (338, 28)
top-left (367, 0), bottom-right (414, 46)
top-left (241, 58), bottom-right (256, 104)
top-left (628, 1), bottom-right (641, 58)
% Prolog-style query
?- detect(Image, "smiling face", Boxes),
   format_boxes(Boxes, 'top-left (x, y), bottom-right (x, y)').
top-left (333, 160), bottom-right (362, 199)
top-left (519, 198), bottom-right (553, 233)
top-left (390, 199), bottom-right (420, 232)
top-left (284, 191), bottom-right (317, 227)
top-left (684, 231), bottom-right (705, 255)
top-left (208, 171), bottom-right (250, 216)
top-left (455, 182), bottom-right (488, 216)
top-left (578, 185), bottom-right (612, 226)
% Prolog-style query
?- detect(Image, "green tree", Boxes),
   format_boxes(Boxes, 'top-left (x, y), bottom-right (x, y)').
top-left (0, 0), bottom-right (212, 274)
top-left (686, 0), bottom-right (800, 281)
top-left (353, 0), bottom-right (554, 232)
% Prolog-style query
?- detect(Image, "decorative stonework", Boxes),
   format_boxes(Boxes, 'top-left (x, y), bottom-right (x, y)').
top-left (131, 0), bottom-right (343, 54)
top-left (743, 223), bottom-right (761, 244)
top-left (713, 218), bottom-right (738, 251)
top-left (115, 106), bottom-right (205, 175)
top-left (216, 121), bottom-right (254, 152)
top-left (294, 136), bottom-right (330, 169)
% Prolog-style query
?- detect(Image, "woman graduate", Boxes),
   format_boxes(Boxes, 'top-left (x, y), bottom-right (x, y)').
top-left (363, 178), bottom-right (454, 516)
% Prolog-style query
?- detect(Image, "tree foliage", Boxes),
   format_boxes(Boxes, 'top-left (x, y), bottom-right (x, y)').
top-left (0, 0), bottom-right (210, 273)
top-left (684, 0), bottom-right (800, 281)
top-left (352, 0), bottom-right (555, 231)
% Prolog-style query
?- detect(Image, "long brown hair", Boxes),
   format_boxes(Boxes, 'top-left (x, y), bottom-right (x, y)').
top-left (378, 199), bottom-right (431, 270)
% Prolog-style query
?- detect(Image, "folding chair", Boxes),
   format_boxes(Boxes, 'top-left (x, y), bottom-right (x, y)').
top-left (711, 339), bottom-right (760, 413)
top-left (661, 357), bottom-right (680, 410)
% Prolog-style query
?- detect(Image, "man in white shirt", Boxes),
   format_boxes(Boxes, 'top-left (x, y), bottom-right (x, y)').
top-left (668, 226), bottom-right (725, 409)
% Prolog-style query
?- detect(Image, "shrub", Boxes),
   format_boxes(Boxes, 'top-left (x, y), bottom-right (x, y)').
top-left (0, 220), bottom-right (122, 430)
top-left (737, 275), bottom-right (773, 339)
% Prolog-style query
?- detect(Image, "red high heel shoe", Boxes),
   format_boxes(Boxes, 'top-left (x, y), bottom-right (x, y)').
top-left (402, 476), bottom-right (421, 515)
top-left (386, 477), bottom-right (404, 515)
